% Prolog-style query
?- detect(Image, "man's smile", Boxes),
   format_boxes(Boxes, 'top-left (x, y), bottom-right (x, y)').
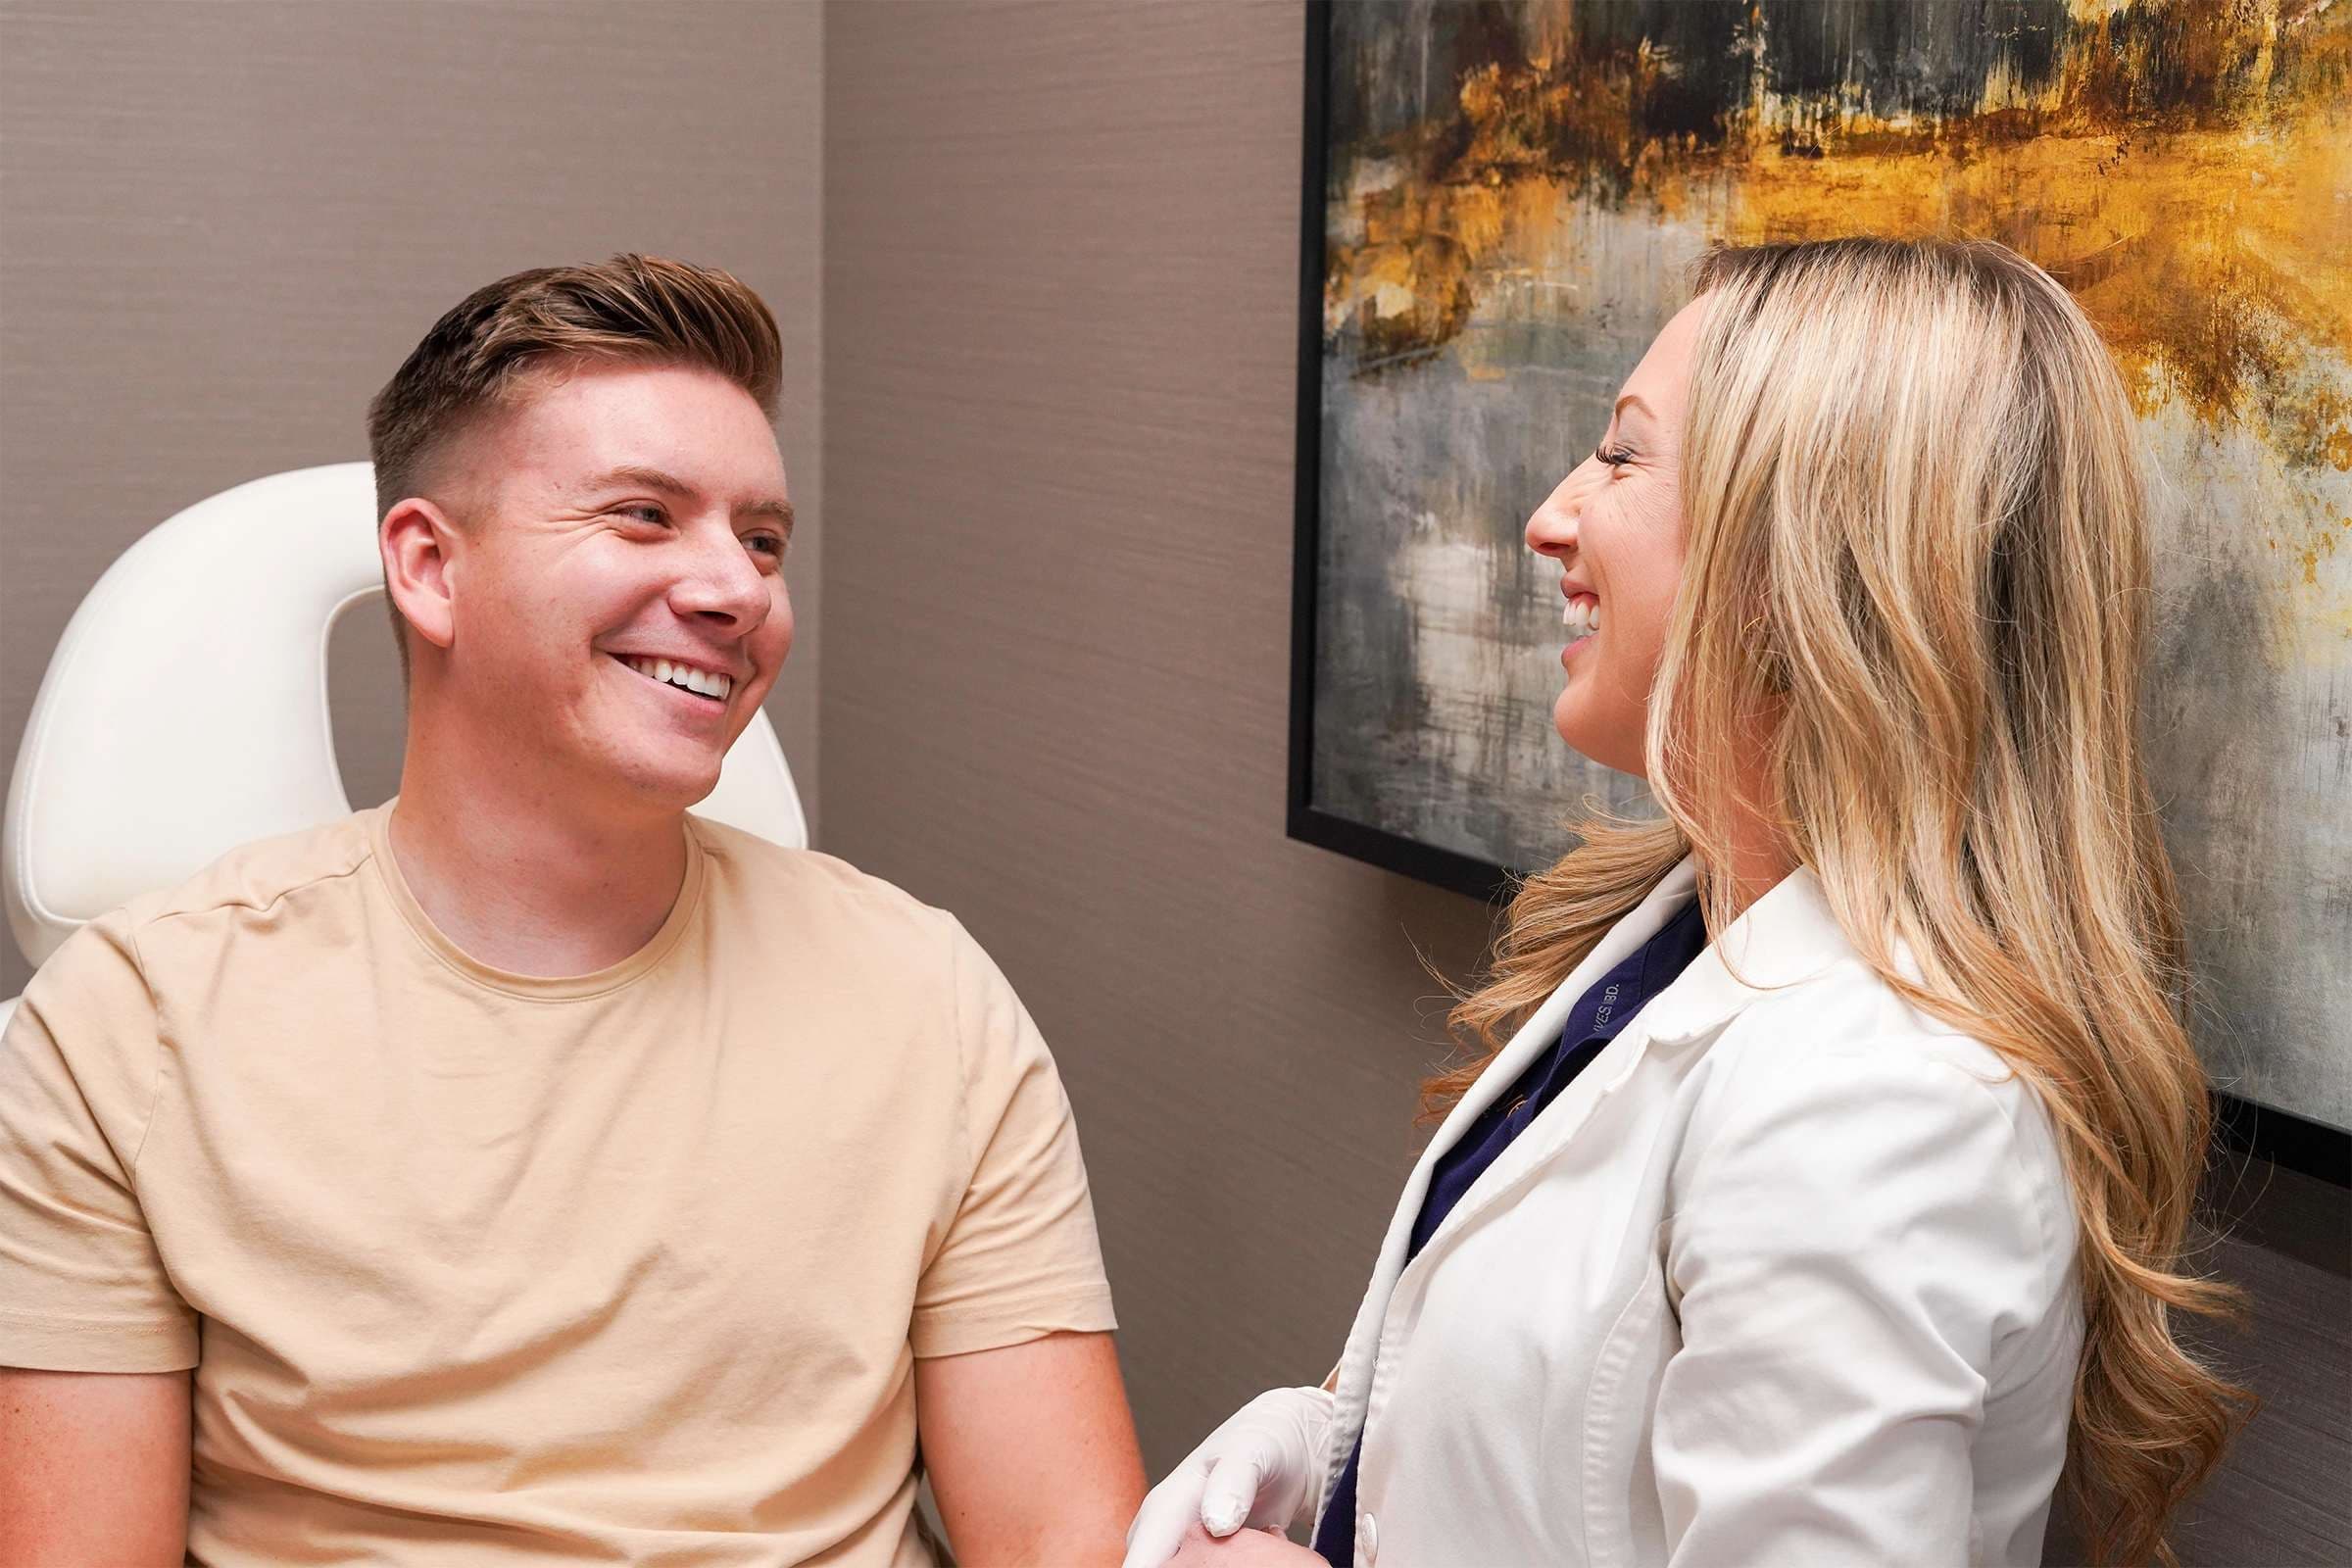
top-left (610, 652), bottom-right (734, 703)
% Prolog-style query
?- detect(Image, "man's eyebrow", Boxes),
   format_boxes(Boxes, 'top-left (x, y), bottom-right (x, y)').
top-left (588, 464), bottom-right (697, 499)
top-left (741, 496), bottom-right (796, 534)
top-left (587, 465), bottom-right (794, 533)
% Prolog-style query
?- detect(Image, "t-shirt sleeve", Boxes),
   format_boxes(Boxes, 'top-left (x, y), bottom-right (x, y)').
top-left (0, 912), bottom-right (199, 1372)
top-left (909, 915), bottom-right (1116, 1358)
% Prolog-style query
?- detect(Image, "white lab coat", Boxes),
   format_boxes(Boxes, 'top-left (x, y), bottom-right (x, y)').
top-left (1313, 858), bottom-right (2082, 1567)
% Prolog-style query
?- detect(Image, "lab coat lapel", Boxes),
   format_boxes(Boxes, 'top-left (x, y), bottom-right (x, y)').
top-left (1316, 856), bottom-right (1699, 1511)
top-left (1400, 861), bottom-right (1706, 1279)
top-left (1417, 857), bottom-right (1700, 1170)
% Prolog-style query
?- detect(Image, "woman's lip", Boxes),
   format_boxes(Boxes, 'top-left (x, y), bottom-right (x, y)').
top-left (1561, 635), bottom-right (1595, 666)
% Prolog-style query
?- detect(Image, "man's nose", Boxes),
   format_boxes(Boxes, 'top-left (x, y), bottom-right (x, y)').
top-left (671, 527), bottom-right (771, 632)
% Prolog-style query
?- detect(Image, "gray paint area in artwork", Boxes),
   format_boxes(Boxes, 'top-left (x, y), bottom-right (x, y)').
top-left (2137, 405), bottom-right (2352, 1132)
top-left (1310, 200), bottom-right (1687, 873)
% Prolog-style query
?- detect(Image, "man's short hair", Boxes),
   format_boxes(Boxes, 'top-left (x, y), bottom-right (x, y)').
top-left (367, 254), bottom-right (784, 667)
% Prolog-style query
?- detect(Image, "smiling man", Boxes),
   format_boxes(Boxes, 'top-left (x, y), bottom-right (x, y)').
top-left (0, 257), bottom-right (1143, 1565)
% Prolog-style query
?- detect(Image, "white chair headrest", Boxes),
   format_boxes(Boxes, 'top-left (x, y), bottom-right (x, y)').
top-left (4, 463), bottom-right (806, 970)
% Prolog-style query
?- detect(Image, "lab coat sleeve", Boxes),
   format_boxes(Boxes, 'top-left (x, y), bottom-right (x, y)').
top-left (1651, 1043), bottom-right (2058, 1567)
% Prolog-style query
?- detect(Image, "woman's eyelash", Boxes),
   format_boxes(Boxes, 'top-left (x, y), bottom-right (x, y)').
top-left (1597, 445), bottom-right (1635, 467)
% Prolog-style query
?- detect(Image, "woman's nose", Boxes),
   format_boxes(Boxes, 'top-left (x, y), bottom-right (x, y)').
top-left (1525, 463), bottom-right (1592, 558)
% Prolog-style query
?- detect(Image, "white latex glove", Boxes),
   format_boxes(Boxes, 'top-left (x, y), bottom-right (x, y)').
top-left (1122, 1385), bottom-right (1336, 1568)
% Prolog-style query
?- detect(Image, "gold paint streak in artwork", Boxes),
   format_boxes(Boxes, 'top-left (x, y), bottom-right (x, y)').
top-left (1325, 0), bottom-right (2352, 486)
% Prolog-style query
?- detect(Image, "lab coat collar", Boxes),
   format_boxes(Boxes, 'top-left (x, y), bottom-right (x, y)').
top-left (1638, 862), bottom-right (1854, 1045)
top-left (1422, 856), bottom-right (1702, 1150)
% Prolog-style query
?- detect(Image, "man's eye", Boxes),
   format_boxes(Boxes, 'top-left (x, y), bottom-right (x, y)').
top-left (744, 533), bottom-right (786, 560)
top-left (617, 504), bottom-right (668, 525)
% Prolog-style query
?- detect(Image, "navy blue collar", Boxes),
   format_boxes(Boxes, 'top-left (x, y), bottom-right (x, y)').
top-left (1558, 897), bottom-right (1710, 1050)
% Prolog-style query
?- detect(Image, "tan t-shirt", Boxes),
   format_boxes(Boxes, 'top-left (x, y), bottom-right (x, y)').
top-left (0, 805), bottom-right (1115, 1565)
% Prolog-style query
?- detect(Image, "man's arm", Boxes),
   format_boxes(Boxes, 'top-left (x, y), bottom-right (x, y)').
top-left (916, 1330), bottom-right (1145, 1567)
top-left (0, 1367), bottom-right (190, 1566)
top-left (0, 918), bottom-right (199, 1566)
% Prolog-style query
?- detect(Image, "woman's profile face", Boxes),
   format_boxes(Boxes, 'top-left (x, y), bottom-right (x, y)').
top-left (1525, 297), bottom-right (1706, 776)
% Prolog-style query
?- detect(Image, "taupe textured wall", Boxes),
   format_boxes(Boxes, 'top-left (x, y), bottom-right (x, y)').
top-left (821, 3), bottom-right (2347, 1564)
top-left (0, 0), bottom-right (823, 1001)
top-left (825, 0), bottom-right (1494, 1455)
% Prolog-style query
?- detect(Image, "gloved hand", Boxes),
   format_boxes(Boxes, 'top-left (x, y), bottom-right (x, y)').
top-left (1121, 1385), bottom-right (1336, 1568)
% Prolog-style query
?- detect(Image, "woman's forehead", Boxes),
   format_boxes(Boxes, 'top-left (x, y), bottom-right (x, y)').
top-left (1619, 297), bottom-right (1709, 412)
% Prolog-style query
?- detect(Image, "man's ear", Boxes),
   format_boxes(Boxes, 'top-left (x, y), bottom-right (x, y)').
top-left (381, 496), bottom-right (463, 652)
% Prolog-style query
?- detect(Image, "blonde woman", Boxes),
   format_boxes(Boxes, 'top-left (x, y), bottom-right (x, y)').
top-left (1126, 239), bottom-right (2244, 1568)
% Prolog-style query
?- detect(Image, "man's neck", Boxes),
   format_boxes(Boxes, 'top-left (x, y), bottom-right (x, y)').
top-left (386, 757), bottom-right (690, 979)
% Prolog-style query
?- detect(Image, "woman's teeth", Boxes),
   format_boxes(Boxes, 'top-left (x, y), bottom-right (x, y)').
top-left (622, 655), bottom-right (732, 700)
top-left (1562, 598), bottom-right (1601, 641)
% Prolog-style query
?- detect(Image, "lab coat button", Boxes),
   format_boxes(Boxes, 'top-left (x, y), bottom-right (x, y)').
top-left (1355, 1510), bottom-right (1378, 1564)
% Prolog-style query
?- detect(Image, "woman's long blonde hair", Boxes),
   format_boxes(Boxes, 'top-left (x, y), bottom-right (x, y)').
top-left (1434, 238), bottom-right (2247, 1564)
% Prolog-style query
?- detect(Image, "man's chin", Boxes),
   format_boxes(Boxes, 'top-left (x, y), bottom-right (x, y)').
top-left (600, 748), bottom-right (728, 815)
top-left (662, 763), bottom-right (729, 812)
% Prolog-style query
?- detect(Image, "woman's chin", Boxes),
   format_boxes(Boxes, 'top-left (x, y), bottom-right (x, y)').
top-left (1550, 689), bottom-right (1594, 754)
top-left (1552, 690), bottom-right (1643, 777)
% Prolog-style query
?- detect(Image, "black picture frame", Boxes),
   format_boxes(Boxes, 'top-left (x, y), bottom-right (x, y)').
top-left (1282, 0), bottom-right (2345, 1188)
top-left (1285, 0), bottom-right (1517, 913)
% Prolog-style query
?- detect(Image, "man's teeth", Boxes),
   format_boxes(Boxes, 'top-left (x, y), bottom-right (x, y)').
top-left (1562, 598), bottom-right (1602, 639)
top-left (621, 655), bottom-right (732, 700)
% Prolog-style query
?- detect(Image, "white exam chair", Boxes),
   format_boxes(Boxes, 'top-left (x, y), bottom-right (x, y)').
top-left (1, 462), bottom-right (806, 1031)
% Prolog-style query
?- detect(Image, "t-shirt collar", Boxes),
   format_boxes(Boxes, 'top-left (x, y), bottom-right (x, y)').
top-left (364, 801), bottom-right (710, 1003)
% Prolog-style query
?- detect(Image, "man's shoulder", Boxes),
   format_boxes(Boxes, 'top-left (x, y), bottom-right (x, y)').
top-left (686, 813), bottom-right (956, 938)
top-left (19, 813), bottom-right (375, 1033)
top-left (105, 811), bottom-right (378, 947)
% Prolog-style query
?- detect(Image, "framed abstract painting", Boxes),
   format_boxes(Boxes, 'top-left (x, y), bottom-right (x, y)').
top-left (1287, 0), bottom-right (2350, 1176)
